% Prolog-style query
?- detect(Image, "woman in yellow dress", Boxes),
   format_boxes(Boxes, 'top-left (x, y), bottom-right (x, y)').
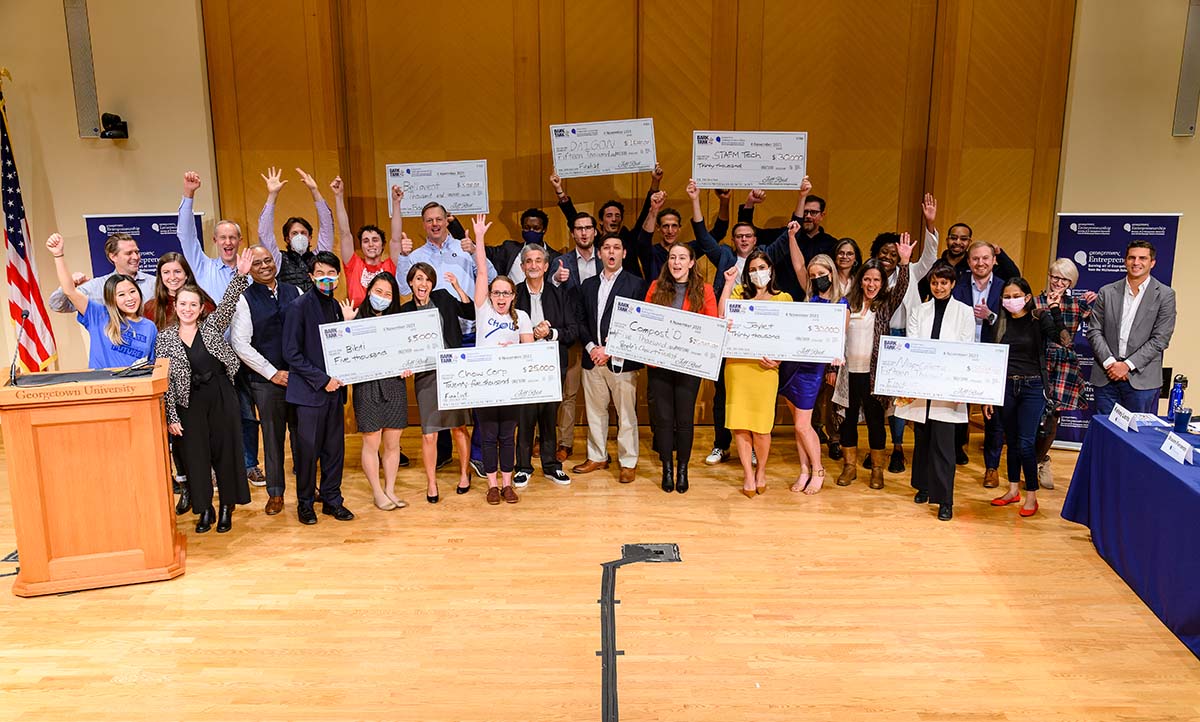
top-left (718, 249), bottom-right (793, 498)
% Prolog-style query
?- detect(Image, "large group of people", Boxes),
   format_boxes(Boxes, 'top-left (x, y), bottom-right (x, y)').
top-left (41, 163), bottom-right (1177, 532)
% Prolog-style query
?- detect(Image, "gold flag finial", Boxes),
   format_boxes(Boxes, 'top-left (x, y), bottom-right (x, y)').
top-left (0, 68), bottom-right (11, 89)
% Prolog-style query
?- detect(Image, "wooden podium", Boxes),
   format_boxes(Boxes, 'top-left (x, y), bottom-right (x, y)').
top-left (0, 359), bottom-right (185, 596)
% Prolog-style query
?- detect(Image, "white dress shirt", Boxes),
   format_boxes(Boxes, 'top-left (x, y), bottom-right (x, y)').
top-left (1104, 277), bottom-right (1147, 371)
top-left (586, 268), bottom-right (622, 352)
top-left (230, 283), bottom-right (280, 380)
top-left (970, 273), bottom-right (994, 342)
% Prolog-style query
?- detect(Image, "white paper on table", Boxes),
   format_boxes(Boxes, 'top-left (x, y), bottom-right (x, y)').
top-left (1160, 431), bottom-right (1196, 464)
top-left (383, 160), bottom-right (489, 218)
top-left (1108, 404), bottom-right (1134, 431)
top-left (549, 119), bottom-right (657, 178)
top-left (691, 130), bottom-right (807, 189)
top-left (1129, 413), bottom-right (1168, 432)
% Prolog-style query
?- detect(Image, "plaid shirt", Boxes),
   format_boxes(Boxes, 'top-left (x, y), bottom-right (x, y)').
top-left (1035, 293), bottom-right (1091, 411)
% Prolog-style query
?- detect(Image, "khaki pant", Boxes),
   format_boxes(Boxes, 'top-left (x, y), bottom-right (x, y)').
top-left (556, 344), bottom-right (583, 450)
top-left (582, 364), bottom-right (640, 469)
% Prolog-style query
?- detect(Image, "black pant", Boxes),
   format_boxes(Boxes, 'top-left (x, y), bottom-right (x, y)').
top-left (912, 413), bottom-right (957, 505)
top-left (517, 400), bottom-right (561, 474)
top-left (249, 378), bottom-right (298, 498)
top-left (177, 376), bottom-right (250, 513)
top-left (841, 372), bottom-right (887, 450)
top-left (711, 360), bottom-right (732, 450)
top-left (647, 368), bottom-right (702, 464)
top-left (1000, 376), bottom-right (1046, 491)
top-left (477, 406), bottom-right (518, 474)
top-left (437, 429), bottom-right (451, 460)
top-left (295, 395), bottom-right (345, 508)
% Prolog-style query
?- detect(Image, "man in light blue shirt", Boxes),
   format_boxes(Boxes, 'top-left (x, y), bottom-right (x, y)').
top-left (392, 200), bottom-right (495, 301)
top-left (177, 171), bottom-right (241, 299)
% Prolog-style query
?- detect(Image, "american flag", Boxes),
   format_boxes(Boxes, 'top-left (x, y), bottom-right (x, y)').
top-left (1, 90), bottom-right (57, 372)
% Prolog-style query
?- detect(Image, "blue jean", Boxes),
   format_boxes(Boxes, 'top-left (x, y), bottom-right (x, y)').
top-left (1094, 380), bottom-right (1160, 415)
top-left (999, 376), bottom-right (1046, 491)
top-left (236, 379), bottom-right (260, 469)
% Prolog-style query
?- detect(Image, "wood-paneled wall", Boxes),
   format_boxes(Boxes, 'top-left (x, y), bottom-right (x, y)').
top-left (201, 0), bottom-right (1075, 426)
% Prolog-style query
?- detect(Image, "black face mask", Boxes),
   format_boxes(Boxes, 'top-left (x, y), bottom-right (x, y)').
top-left (522, 230), bottom-right (546, 245)
top-left (811, 275), bottom-right (832, 293)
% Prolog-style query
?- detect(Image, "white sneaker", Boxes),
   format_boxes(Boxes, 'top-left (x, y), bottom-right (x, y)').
top-left (544, 469), bottom-right (571, 485)
top-left (704, 448), bottom-right (729, 465)
top-left (513, 470), bottom-right (531, 488)
top-left (751, 451), bottom-right (758, 466)
top-left (1038, 460), bottom-right (1054, 490)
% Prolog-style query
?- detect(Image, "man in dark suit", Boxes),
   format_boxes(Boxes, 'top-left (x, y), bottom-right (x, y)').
top-left (951, 240), bottom-right (1019, 487)
top-left (282, 251), bottom-right (354, 524)
top-left (572, 233), bottom-right (649, 483)
top-left (1087, 240), bottom-right (1176, 414)
top-left (479, 208), bottom-right (561, 283)
top-left (513, 244), bottom-right (580, 487)
top-left (549, 168), bottom-right (664, 278)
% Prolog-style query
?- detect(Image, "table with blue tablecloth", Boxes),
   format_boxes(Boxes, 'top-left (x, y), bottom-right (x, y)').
top-left (1062, 414), bottom-right (1200, 658)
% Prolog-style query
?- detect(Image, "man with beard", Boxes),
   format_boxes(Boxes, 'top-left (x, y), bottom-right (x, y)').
top-left (550, 166), bottom-right (665, 277)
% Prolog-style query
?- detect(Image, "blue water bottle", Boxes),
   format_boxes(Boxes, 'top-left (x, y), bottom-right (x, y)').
top-left (1168, 374), bottom-right (1187, 421)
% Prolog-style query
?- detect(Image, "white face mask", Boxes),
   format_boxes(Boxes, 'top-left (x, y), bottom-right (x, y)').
top-left (289, 233), bottom-right (309, 254)
top-left (750, 269), bottom-right (772, 288)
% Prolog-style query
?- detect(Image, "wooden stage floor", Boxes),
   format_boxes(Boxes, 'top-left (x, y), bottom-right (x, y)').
top-left (0, 428), bottom-right (1197, 721)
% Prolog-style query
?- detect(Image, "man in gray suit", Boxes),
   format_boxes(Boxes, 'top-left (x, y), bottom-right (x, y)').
top-left (550, 212), bottom-right (602, 461)
top-left (1087, 241), bottom-right (1176, 414)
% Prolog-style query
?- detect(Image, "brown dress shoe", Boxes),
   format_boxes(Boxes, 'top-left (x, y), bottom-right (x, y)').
top-left (555, 447), bottom-right (571, 463)
top-left (619, 467), bottom-right (636, 483)
top-left (983, 468), bottom-right (1000, 488)
top-left (572, 458), bottom-right (610, 474)
top-left (486, 486), bottom-right (502, 505)
top-left (264, 496), bottom-right (284, 515)
top-left (501, 485), bottom-right (519, 503)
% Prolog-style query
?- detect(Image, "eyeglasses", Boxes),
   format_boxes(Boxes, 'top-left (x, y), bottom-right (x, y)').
top-left (836, 250), bottom-right (856, 257)
top-left (1048, 275), bottom-right (1072, 284)
top-left (573, 225), bottom-right (595, 232)
top-left (801, 209), bottom-right (822, 216)
top-left (490, 290), bottom-right (514, 298)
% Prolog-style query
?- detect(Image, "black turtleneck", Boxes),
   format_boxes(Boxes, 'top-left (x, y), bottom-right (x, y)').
top-left (931, 296), bottom-right (950, 340)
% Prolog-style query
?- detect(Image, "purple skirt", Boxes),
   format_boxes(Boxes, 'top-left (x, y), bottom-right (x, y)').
top-left (779, 361), bottom-right (827, 410)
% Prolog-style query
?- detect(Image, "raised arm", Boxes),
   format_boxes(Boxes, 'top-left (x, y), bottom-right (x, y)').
top-left (550, 173), bottom-right (580, 231)
top-left (390, 185), bottom-right (414, 291)
top-left (718, 266), bottom-right (739, 317)
top-left (471, 214), bottom-right (493, 309)
top-left (792, 176), bottom-right (811, 220)
top-left (882, 232), bottom-right (913, 317)
top-left (257, 167), bottom-right (284, 269)
top-left (331, 176), bottom-right (354, 262)
top-left (178, 171), bottom-right (209, 272)
top-left (785, 220), bottom-right (808, 294)
top-left (296, 168), bottom-right (334, 252)
top-left (631, 164), bottom-right (664, 232)
top-left (206, 251), bottom-right (253, 334)
top-left (44, 234), bottom-right (87, 314)
top-left (913, 192), bottom-right (940, 278)
top-left (687, 179), bottom-right (732, 269)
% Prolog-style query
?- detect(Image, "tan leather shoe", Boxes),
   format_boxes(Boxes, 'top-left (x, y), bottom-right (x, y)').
top-left (264, 496), bottom-right (284, 516)
top-left (501, 485), bottom-right (519, 504)
top-left (619, 466), bottom-right (636, 483)
top-left (983, 468), bottom-right (1000, 488)
top-left (555, 447), bottom-right (571, 463)
top-left (572, 459), bottom-right (610, 474)
top-left (486, 486), bottom-right (502, 505)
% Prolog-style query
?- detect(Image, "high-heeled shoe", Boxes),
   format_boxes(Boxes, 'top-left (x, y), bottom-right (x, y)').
top-left (455, 479), bottom-right (471, 495)
top-left (195, 506), bottom-right (215, 534)
top-left (175, 487), bottom-right (191, 515)
top-left (1018, 501), bottom-right (1039, 517)
top-left (661, 461), bottom-right (675, 493)
top-left (427, 491), bottom-right (440, 504)
top-left (740, 488), bottom-right (756, 499)
top-left (216, 504), bottom-right (233, 533)
top-left (675, 462), bottom-right (689, 494)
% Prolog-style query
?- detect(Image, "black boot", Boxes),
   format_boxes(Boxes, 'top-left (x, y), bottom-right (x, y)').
top-left (195, 506), bottom-right (215, 534)
top-left (675, 462), bottom-right (689, 494)
top-left (216, 504), bottom-right (233, 533)
top-left (175, 487), bottom-right (191, 516)
top-left (888, 448), bottom-right (906, 473)
top-left (828, 441), bottom-right (843, 461)
top-left (661, 460), bottom-right (675, 493)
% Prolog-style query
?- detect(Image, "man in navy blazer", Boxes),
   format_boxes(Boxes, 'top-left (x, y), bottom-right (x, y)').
top-left (950, 240), bottom-right (1020, 487)
top-left (282, 251), bottom-right (354, 524)
top-left (572, 233), bottom-right (649, 483)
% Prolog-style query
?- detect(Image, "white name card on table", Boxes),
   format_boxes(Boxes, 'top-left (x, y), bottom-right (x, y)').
top-left (691, 130), bottom-right (808, 189)
top-left (320, 309), bottom-right (443, 385)
top-left (723, 300), bottom-right (846, 363)
top-left (384, 160), bottom-right (489, 218)
top-left (605, 298), bottom-right (727, 381)
top-left (1160, 431), bottom-right (1196, 465)
top-left (1109, 403), bottom-right (1134, 431)
top-left (550, 119), bottom-right (657, 178)
top-left (1129, 413), bottom-right (1168, 432)
top-left (436, 343), bottom-right (561, 410)
top-left (872, 337), bottom-right (1008, 405)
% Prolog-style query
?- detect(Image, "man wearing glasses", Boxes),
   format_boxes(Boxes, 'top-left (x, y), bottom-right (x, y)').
top-left (550, 212), bottom-right (602, 461)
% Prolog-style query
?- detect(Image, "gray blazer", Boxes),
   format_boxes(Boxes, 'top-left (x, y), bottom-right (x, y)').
top-left (1086, 275), bottom-right (1176, 390)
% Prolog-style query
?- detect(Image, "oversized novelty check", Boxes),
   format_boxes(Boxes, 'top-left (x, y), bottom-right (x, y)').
top-left (384, 160), bottom-right (489, 218)
top-left (691, 130), bottom-right (808, 189)
top-left (723, 300), bottom-right (846, 362)
top-left (436, 343), bottom-right (562, 410)
top-left (320, 309), bottom-right (443, 384)
top-left (604, 298), bottom-right (727, 381)
top-left (550, 118), bottom-right (657, 178)
top-left (873, 336), bottom-right (1009, 405)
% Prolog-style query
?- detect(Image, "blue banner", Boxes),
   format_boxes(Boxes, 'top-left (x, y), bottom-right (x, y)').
top-left (82, 212), bottom-right (202, 277)
top-left (1053, 213), bottom-right (1179, 446)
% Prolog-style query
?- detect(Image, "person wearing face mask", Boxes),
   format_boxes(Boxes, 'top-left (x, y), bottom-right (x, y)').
top-left (340, 272), bottom-right (412, 511)
top-left (282, 251), bottom-right (355, 525)
top-left (643, 241), bottom-right (718, 494)
top-left (951, 239), bottom-right (1021, 486)
top-left (718, 250), bottom-right (792, 498)
top-left (47, 232), bottom-right (156, 314)
top-left (154, 249), bottom-right (253, 534)
top-left (229, 245), bottom-right (302, 516)
top-left (984, 278), bottom-right (1067, 518)
top-left (917, 221), bottom-right (1021, 300)
top-left (257, 166), bottom-right (334, 293)
top-left (46, 233), bottom-right (158, 370)
top-left (1032, 259), bottom-right (1097, 489)
top-left (832, 234), bottom-right (916, 489)
top-left (471, 208), bottom-right (561, 285)
top-left (334, 179), bottom-right (407, 309)
top-left (894, 262), bottom-right (975, 521)
top-left (550, 167), bottom-right (666, 278)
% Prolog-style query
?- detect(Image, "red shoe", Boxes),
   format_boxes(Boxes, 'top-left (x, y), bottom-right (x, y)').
top-left (1018, 502), bottom-right (1039, 517)
top-left (990, 495), bottom-right (1022, 506)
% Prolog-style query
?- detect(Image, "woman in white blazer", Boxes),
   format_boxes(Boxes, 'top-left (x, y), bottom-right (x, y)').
top-left (895, 262), bottom-right (975, 521)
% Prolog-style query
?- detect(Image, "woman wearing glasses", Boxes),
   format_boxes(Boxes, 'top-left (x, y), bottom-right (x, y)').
top-left (822, 237), bottom-right (862, 460)
top-left (1032, 259), bottom-right (1096, 489)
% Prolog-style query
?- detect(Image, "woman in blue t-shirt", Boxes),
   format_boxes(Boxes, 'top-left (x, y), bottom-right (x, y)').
top-left (46, 233), bottom-right (156, 369)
